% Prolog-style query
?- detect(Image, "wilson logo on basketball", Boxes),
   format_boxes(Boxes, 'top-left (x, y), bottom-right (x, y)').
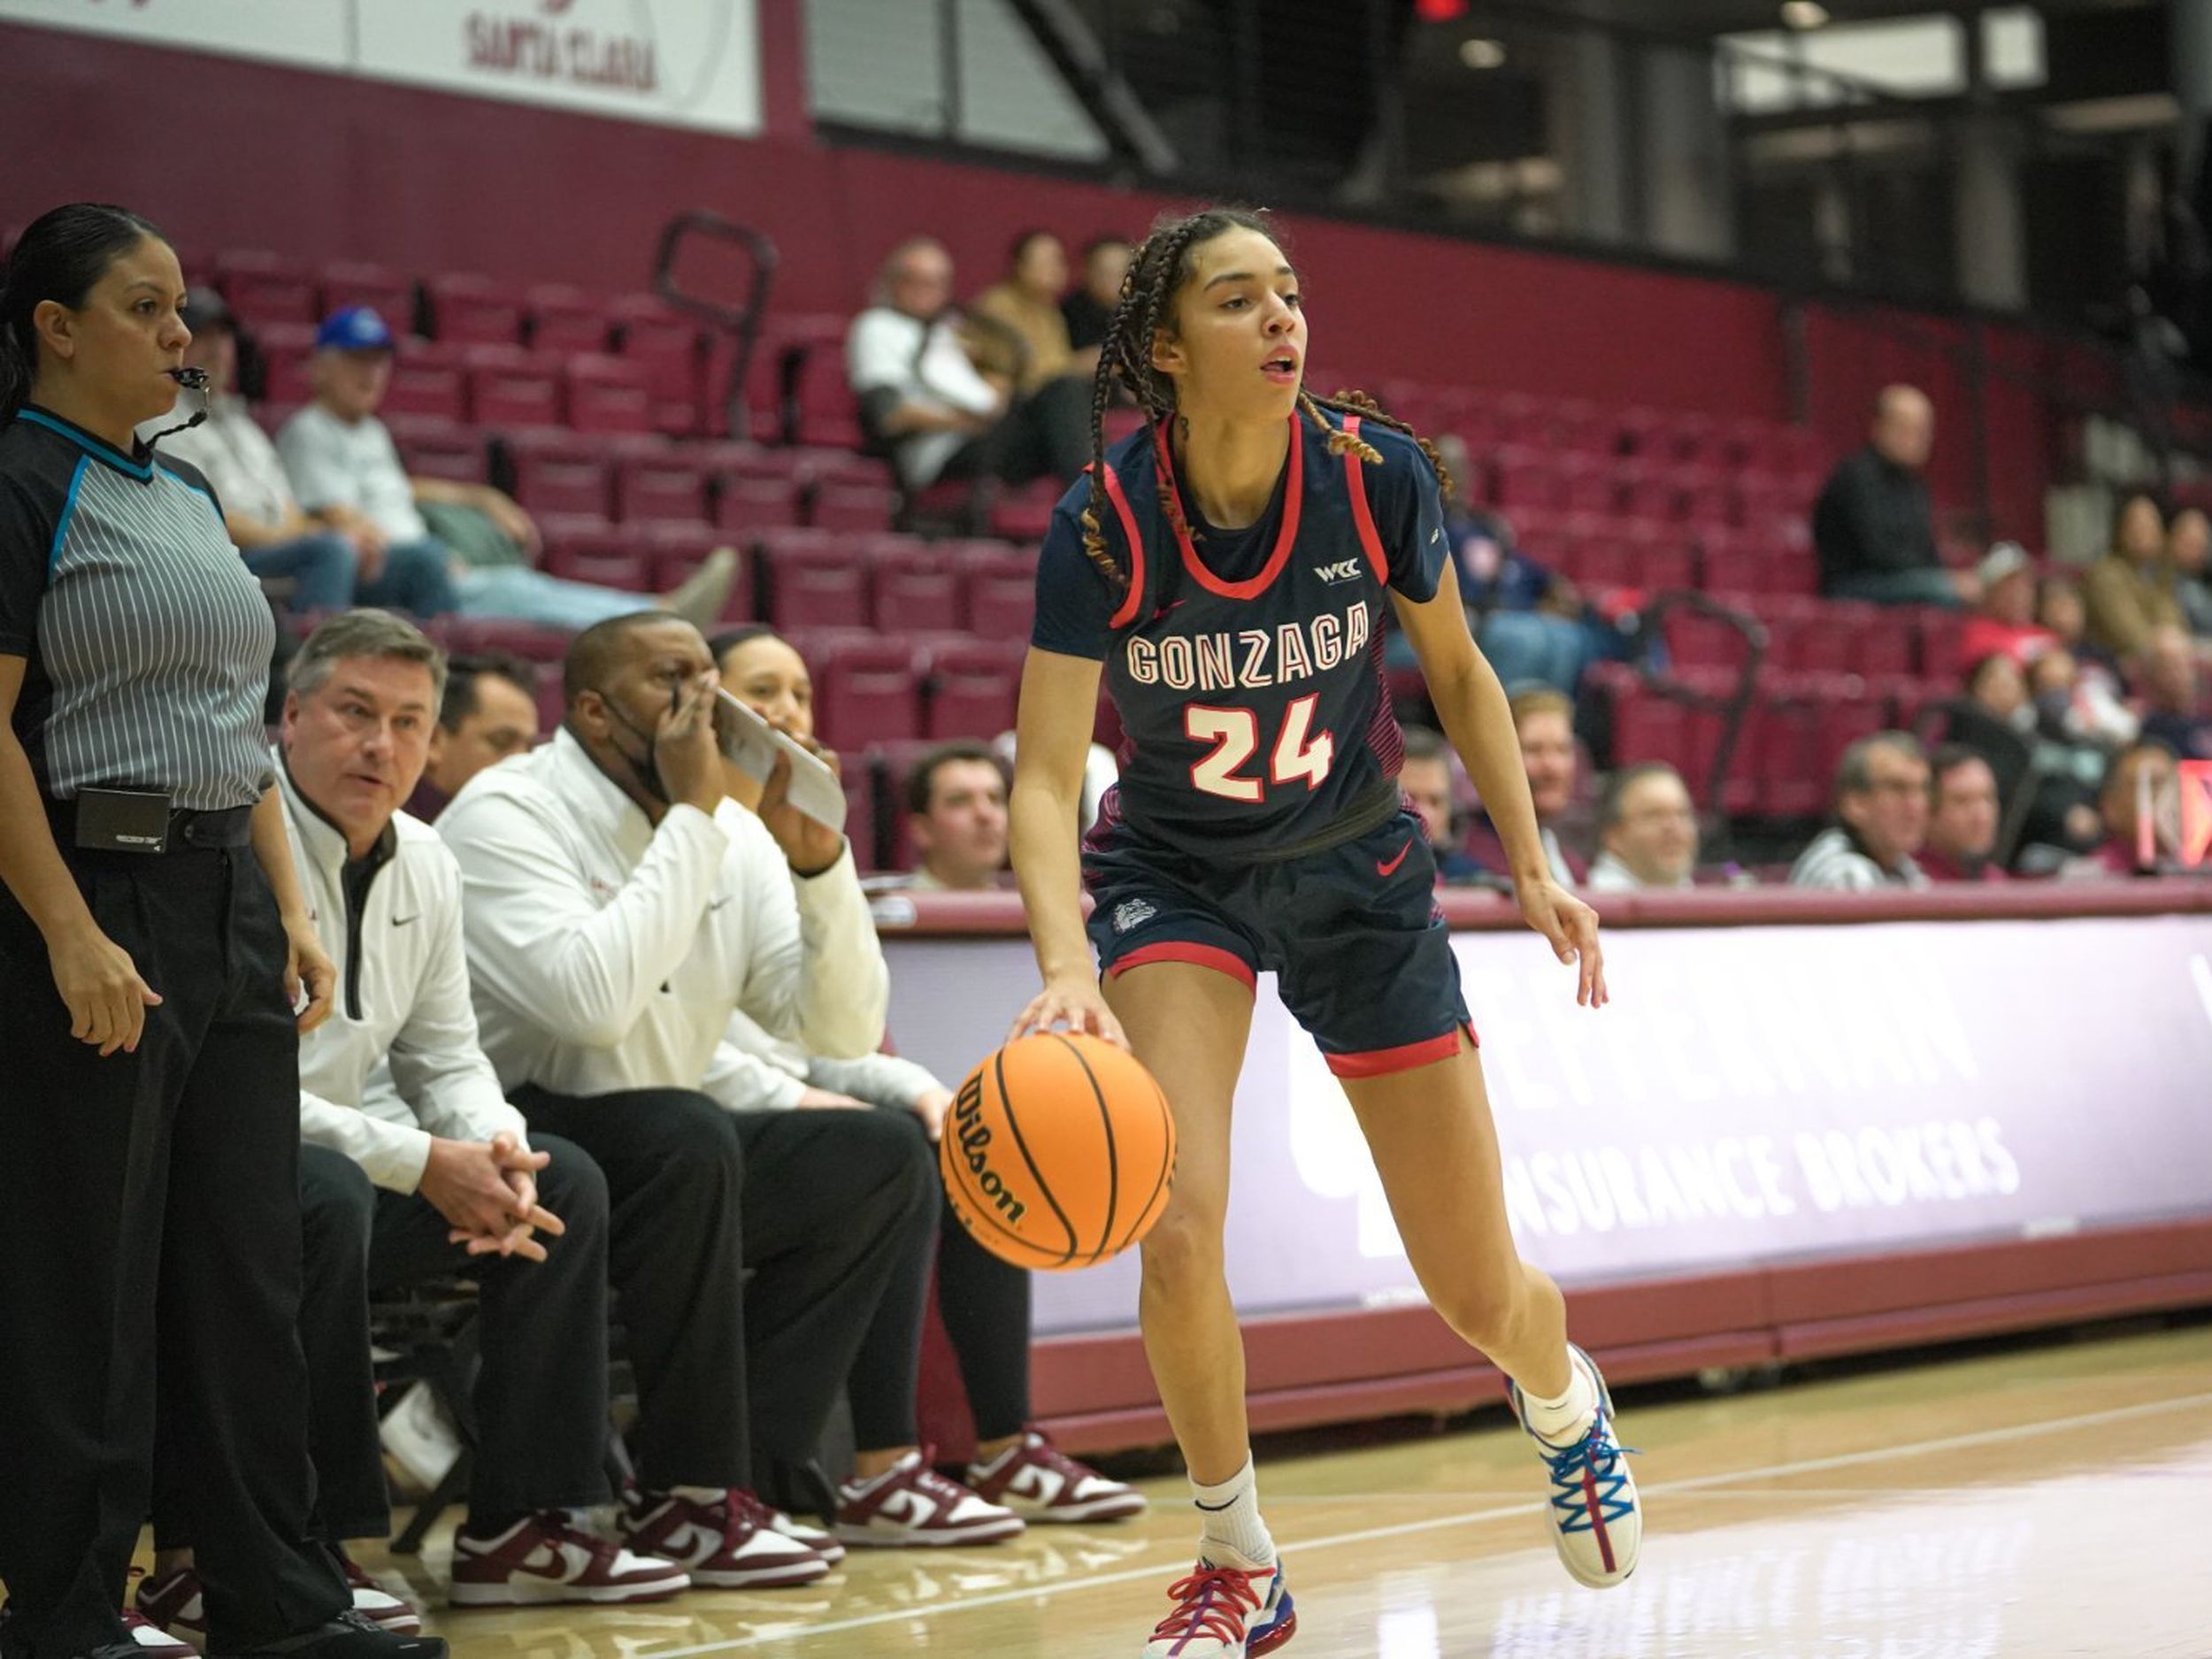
top-left (953, 1075), bottom-right (1028, 1227)
top-left (939, 1033), bottom-right (1178, 1272)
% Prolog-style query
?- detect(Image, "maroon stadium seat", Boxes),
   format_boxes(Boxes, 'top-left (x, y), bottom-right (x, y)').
top-left (814, 639), bottom-right (923, 749)
top-left (218, 250), bottom-right (319, 326)
top-left (319, 262), bottom-right (416, 329)
top-left (389, 418), bottom-right (488, 486)
top-left (426, 273), bottom-right (526, 347)
top-left (382, 342), bottom-right (468, 423)
top-left (869, 549), bottom-right (964, 635)
top-left (961, 547), bottom-right (1036, 640)
top-left (505, 434), bottom-right (614, 518)
top-left (541, 526), bottom-right (650, 590)
top-left (611, 296), bottom-right (704, 435)
top-left (614, 449), bottom-right (710, 524)
top-left (566, 355), bottom-right (657, 436)
top-left (526, 285), bottom-right (613, 355)
top-left (715, 476), bottom-right (804, 534)
top-left (464, 346), bottom-right (562, 430)
top-left (761, 538), bottom-right (867, 632)
top-left (251, 322), bottom-right (319, 408)
top-left (921, 641), bottom-right (1022, 740)
top-left (812, 483), bottom-right (900, 535)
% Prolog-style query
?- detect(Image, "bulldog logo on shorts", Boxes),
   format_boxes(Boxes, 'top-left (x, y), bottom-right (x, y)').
top-left (1112, 898), bottom-right (1157, 934)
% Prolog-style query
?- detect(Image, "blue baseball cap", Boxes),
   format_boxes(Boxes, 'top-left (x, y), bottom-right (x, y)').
top-left (315, 306), bottom-right (396, 352)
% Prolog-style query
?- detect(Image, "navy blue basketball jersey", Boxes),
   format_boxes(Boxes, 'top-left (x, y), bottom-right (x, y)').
top-left (1032, 408), bottom-right (1448, 860)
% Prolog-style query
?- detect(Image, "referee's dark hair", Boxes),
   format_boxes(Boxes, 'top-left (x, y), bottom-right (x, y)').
top-left (0, 203), bottom-right (169, 421)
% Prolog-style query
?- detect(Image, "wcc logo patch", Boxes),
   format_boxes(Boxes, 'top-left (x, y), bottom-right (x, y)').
top-left (1112, 898), bottom-right (1157, 934)
top-left (1313, 559), bottom-right (1363, 585)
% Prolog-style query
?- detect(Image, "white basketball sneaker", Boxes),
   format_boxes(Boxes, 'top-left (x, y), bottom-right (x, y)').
top-left (1507, 1344), bottom-right (1642, 1587)
top-left (1141, 1557), bottom-right (1295, 1656)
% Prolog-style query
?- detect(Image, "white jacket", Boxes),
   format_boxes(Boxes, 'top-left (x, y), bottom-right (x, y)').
top-left (437, 728), bottom-right (887, 1102)
top-left (280, 756), bottom-right (528, 1193)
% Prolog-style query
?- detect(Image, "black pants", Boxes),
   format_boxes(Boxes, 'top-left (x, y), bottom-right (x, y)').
top-left (0, 847), bottom-right (348, 1658)
top-left (846, 1113), bottom-right (1034, 1450)
top-left (942, 374), bottom-right (1093, 489)
top-left (152, 1137), bottom-right (613, 1549)
top-left (512, 1087), bottom-right (935, 1491)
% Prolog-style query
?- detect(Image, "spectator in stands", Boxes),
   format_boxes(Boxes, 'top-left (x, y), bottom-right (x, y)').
top-left (2024, 645), bottom-right (2136, 751)
top-left (1812, 385), bottom-right (1971, 608)
top-left (1789, 732), bottom-right (1932, 889)
top-left (1955, 650), bottom-right (2105, 856)
top-left (277, 308), bottom-right (733, 630)
top-left (1958, 541), bottom-right (2055, 667)
top-left (1965, 649), bottom-right (2032, 728)
top-left (138, 611), bottom-right (729, 1621)
top-left (1062, 234), bottom-right (1133, 354)
top-left (970, 230), bottom-right (1096, 393)
top-left (2169, 506), bottom-right (2212, 636)
top-left (2073, 741), bottom-right (2180, 877)
top-left (1916, 744), bottom-right (2006, 882)
top-left (902, 739), bottom-right (1013, 890)
top-left (711, 625), bottom-right (1143, 1527)
top-left (1461, 687), bottom-right (1586, 885)
top-left (2136, 624), bottom-right (2212, 759)
top-left (1398, 723), bottom-right (1490, 885)
top-left (1587, 763), bottom-right (1698, 892)
top-left (405, 650), bottom-right (540, 821)
top-left (2081, 491), bottom-right (2185, 658)
top-left (436, 615), bottom-right (1014, 1548)
top-left (153, 289), bottom-right (456, 616)
top-left (846, 237), bottom-right (1090, 495)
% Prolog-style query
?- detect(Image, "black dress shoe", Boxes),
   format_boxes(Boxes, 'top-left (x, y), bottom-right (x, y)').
top-left (219, 1612), bottom-right (446, 1659)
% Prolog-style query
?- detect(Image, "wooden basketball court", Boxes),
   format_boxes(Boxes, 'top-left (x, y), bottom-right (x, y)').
top-left (357, 1321), bottom-right (2211, 1658)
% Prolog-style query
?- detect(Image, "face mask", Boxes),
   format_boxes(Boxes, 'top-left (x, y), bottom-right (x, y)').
top-left (597, 691), bottom-right (672, 805)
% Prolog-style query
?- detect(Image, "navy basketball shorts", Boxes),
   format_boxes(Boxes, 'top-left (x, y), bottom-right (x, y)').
top-left (1082, 807), bottom-right (1477, 1078)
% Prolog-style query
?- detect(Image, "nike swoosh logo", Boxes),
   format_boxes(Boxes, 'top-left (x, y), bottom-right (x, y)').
top-left (392, 914), bottom-right (419, 927)
top-left (1377, 840), bottom-right (1413, 879)
top-left (708, 895), bottom-right (731, 911)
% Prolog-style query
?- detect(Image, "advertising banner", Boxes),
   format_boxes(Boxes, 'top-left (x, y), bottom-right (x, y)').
top-left (0, 0), bottom-right (761, 134)
top-left (882, 916), bottom-right (2212, 1336)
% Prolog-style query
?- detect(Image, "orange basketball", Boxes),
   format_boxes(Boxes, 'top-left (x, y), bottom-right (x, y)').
top-left (940, 1033), bottom-right (1178, 1272)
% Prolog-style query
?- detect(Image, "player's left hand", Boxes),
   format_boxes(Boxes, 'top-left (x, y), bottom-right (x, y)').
top-left (758, 741), bottom-right (847, 876)
top-left (910, 1087), bottom-right (954, 1142)
top-left (1517, 879), bottom-right (1608, 1009)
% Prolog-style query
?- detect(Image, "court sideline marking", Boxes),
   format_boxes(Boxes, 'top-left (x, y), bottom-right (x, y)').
top-left (641, 1388), bottom-right (2212, 1655)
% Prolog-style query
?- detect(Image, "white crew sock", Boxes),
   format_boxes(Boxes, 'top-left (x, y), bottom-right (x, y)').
top-left (1520, 1349), bottom-right (1600, 1445)
top-left (1191, 1455), bottom-right (1275, 1570)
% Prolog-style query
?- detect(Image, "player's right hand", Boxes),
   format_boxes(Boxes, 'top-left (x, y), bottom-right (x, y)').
top-left (1009, 976), bottom-right (1128, 1050)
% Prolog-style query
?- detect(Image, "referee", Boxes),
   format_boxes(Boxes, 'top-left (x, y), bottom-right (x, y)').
top-left (0, 204), bottom-right (442, 1659)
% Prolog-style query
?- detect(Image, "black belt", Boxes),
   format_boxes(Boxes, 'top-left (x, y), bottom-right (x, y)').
top-left (48, 797), bottom-right (256, 852)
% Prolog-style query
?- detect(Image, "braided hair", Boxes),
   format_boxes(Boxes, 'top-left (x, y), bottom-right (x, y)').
top-left (1077, 205), bottom-right (1455, 597)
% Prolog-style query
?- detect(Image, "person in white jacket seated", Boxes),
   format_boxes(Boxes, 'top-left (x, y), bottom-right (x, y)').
top-left (436, 613), bottom-right (1022, 1549)
top-left (681, 626), bottom-right (1143, 1527)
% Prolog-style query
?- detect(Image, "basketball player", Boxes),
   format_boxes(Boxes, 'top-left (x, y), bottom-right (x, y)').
top-left (1008, 207), bottom-right (1642, 1657)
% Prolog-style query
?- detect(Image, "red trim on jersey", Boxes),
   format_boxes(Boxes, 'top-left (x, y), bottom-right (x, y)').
top-left (1148, 415), bottom-right (1305, 602)
top-left (1106, 941), bottom-right (1258, 990)
top-left (1100, 462), bottom-right (1148, 629)
top-left (1325, 1020), bottom-right (1478, 1079)
top-left (1341, 414), bottom-right (1391, 588)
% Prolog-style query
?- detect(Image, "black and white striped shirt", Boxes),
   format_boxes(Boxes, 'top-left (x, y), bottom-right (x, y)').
top-left (0, 406), bottom-right (275, 810)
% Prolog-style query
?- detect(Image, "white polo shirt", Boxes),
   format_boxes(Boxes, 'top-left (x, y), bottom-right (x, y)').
top-left (438, 728), bottom-right (887, 1103)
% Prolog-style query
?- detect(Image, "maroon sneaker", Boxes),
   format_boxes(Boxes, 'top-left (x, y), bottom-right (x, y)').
top-left (335, 1555), bottom-right (422, 1635)
top-left (449, 1513), bottom-right (689, 1607)
top-left (966, 1432), bottom-right (1147, 1524)
top-left (833, 1449), bottom-right (1025, 1548)
top-left (121, 1609), bottom-right (196, 1659)
top-left (131, 1569), bottom-right (204, 1640)
top-left (620, 1489), bottom-right (830, 1588)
